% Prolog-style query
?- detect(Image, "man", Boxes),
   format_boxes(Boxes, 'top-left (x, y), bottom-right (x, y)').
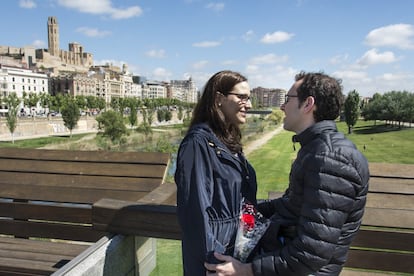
top-left (205, 71), bottom-right (370, 276)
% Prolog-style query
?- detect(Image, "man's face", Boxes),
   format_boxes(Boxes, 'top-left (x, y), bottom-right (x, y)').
top-left (281, 80), bottom-right (304, 133)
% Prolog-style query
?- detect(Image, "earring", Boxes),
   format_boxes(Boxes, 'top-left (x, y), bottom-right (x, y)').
top-left (218, 103), bottom-right (222, 106)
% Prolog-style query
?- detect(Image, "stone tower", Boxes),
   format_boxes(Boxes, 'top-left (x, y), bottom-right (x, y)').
top-left (47, 16), bottom-right (59, 56)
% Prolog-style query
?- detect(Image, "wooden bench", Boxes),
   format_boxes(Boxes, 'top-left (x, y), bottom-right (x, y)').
top-left (93, 162), bottom-right (414, 275)
top-left (0, 148), bottom-right (170, 276)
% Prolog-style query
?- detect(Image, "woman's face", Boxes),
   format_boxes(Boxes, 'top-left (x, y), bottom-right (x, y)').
top-left (219, 81), bottom-right (252, 125)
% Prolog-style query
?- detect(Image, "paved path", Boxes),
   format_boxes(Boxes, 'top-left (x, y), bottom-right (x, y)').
top-left (244, 125), bottom-right (284, 156)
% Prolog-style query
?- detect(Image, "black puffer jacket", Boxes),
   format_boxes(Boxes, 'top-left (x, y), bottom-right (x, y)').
top-left (253, 120), bottom-right (369, 276)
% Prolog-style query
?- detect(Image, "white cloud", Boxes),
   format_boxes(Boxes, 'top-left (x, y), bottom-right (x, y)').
top-left (192, 41), bottom-right (221, 48)
top-left (242, 30), bottom-right (254, 42)
top-left (152, 67), bottom-right (172, 81)
top-left (329, 54), bottom-right (349, 65)
top-left (19, 0), bottom-right (36, 8)
top-left (357, 48), bottom-right (398, 66)
top-left (205, 2), bottom-right (225, 12)
top-left (192, 60), bottom-right (209, 69)
top-left (246, 65), bottom-right (296, 89)
top-left (333, 70), bottom-right (369, 81)
top-left (250, 53), bottom-right (289, 65)
top-left (221, 60), bottom-right (237, 66)
top-left (365, 24), bottom-right (414, 50)
top-left (260, 31), bottom-right (294, 44)
top-left (57, 0), bottom-right (142, 19)
top-left (94, 59), bottom-right (127, 68)
top-left (145, 49), bottom-right (166, 58)
top-left (76, 27), bottom-right (111, 38)
top-left (31, 39), bottom-right (45, 48)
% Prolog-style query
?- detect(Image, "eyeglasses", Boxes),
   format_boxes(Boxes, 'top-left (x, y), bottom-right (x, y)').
top-left (284, 94), bottom-right (299, 104)
top-left (226, 92), bottom-right (251, 103)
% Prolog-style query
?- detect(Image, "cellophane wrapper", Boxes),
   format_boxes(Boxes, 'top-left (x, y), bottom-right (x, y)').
top-left (233, 198), bottom-right (270, 262)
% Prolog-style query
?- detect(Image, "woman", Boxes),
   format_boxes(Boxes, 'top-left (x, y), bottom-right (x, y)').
top-left (174, 70), bottom-right (258, 275)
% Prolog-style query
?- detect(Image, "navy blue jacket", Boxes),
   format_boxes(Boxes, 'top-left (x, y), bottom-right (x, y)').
top-left (253, 121), bottom-right (369, 276)
top-left (175, 123), bottom-right (257, 276)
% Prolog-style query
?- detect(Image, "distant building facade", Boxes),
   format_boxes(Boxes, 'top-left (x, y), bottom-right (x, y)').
top-left (170, 78), bottom-right (198, 103)
top-left (251, 87), bottom-right (286, 107)
top-left (0, 64), bottom-right (49, 112)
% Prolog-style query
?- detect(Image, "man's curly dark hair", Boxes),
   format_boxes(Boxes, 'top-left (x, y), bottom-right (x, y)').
top-left (295, 71), bottom-right (344, 122)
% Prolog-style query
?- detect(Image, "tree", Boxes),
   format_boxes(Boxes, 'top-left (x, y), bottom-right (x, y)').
top-left (157, 108), bottom-right (165, 123)
top-left (96, 110), bottom-right (129, 144)
top-left (5, 93), bottom-right (20, 143)
top-left (344, 90), bottom-right (360, 134)
top-left (268, 109), bottom-right (284, 125)
top-left (61, 97), bottom-right (80, 137)
top-left (177, 106), bottom-right (184, 121)
top-left (39, 92), bottom-right (51, 115)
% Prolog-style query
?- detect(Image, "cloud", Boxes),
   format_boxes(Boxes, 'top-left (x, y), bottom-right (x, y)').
top-left (329, 54), bottom-right (349, 65)
top-left (250, 53), bottom-right (289, 65)
top-left (205, 2), bottom-right (225, 12)
top-left (192, 60), bottom-right (209, 69)
top-left (94, 59), bottom-right (128, 68)
top-left (31, 40), bottom-right (46, 48)
top-left (192, 41), bottom-right (221, 47)
top-left (365, 24), bottom-right (414, 50)
top-left (357, 48), bottom-right (398, 66)
top-left (152, 67), bottom-right (172, 81)
top-left (57, 0), bottom-right (142, 19)
top-left (246, 65), bottom-right (296, 89)
top-left (19, 0), bottom-right (36, 8)
top-left (76, 27), bottom-right (111, 37)
top-left (145, 49), bottom-right (166, 58)
top-left (221, 60), bottom-right (237, 66)
top-left (260, 31), bottom-right (294, 44)
top-left (242, 30), bottom-right (254, 42)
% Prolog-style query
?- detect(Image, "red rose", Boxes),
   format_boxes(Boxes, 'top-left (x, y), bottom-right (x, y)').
top-left (242, 213), bottom-right (255, 230)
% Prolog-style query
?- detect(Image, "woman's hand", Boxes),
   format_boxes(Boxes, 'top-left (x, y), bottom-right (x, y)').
top-left (205, 252), bottom-right (254, 276)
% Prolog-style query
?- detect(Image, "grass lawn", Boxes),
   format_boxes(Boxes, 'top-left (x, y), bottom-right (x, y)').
top-left (150, 120), bottom-right (413, 275)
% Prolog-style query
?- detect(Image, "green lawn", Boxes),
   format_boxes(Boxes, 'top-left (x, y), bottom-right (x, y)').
top-left (150, 121), bottom-right (414, 275)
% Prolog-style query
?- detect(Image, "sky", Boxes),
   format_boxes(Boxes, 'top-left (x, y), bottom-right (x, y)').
top-left (1, 0), bottom-right (414, 97)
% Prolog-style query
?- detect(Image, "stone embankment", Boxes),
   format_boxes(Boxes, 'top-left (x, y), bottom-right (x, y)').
top-left (0, 117), bottom-right (98, 141)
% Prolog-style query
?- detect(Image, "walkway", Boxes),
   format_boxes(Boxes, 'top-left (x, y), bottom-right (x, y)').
top-left (244, 125), bottom-right (284, 156)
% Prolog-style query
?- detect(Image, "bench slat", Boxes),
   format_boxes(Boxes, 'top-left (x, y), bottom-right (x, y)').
top-left (351, 228), bottom-right (414, 252)
top-left (345, 248), bottom-right (414, 274)
top-left (0, 183), bottom-right (152, 204)
top-left (0, 171), bottom-right (161, 190)
top-left (0, 148), bottom-right (170, 165)
top-left (0, 237), bottom-right (89, 255)
top-left (0, 201), bottom-right (92, 223)
top-left (369, 163), bottom-right (414, 179)
top-left (0, 219), bottom-right (106, 242)
top-left (362, 207), bottom-right (414, 229)
top-left (0, 159), bottom-right (168, 178)
top-left (366, 192), bottom-right (413, 209)
top-left (0, 256), bottom-right (63, 275)
top-left (368, 177), bottom-right (414, 194)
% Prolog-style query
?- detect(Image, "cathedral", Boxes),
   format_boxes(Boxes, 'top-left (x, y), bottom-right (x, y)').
top-left (35, 16), bottom-right (93, 74)
top-left (0, 16), bottom-right (93, 75)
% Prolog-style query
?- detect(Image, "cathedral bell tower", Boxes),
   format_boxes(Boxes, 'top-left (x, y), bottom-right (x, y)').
top-left (47, 16), bottom-right (59, 56)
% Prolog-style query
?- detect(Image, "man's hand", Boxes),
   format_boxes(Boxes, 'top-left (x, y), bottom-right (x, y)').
top-left (204, 252), bottom-right (254, 276)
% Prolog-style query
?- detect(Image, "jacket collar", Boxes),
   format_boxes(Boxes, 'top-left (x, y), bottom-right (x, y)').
top-left (292, 120), bottom-right (338, 146)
